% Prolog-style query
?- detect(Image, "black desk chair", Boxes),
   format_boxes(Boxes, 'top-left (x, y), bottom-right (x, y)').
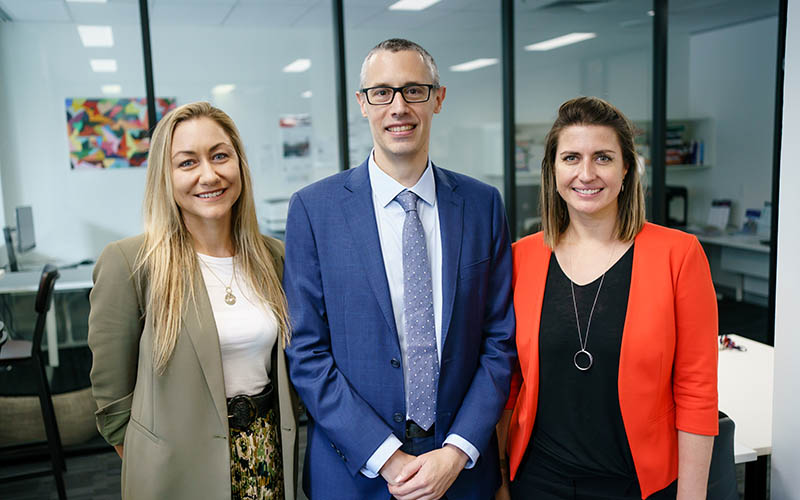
top-left (0, 264), bottom-right (66, 499)
top-left (708, 411), bottom-right (738, 500)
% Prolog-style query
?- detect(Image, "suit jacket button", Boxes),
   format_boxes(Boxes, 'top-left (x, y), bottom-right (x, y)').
top-left (393, 413), bottom-right (403, 423)
top-left (390, 358), bottom-right (401, 368)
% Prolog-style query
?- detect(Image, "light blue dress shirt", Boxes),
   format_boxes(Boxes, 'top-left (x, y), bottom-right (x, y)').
top-left (361, 152), bottom-right (480, 478)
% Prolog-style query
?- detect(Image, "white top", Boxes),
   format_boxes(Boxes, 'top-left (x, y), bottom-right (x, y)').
top-left (197, 253), bottom-right (278, 398)
top-left (361, 152), bottom-right (478, 478)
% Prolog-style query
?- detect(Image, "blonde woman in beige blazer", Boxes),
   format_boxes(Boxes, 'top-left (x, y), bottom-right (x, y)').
top-left (88, 102), bottom-right (298, 500)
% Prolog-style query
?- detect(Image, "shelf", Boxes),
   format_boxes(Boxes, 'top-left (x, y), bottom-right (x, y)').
top-left (485, 172), bottom-right (541, 186)
top-left (646, 164), bottom-right (712, 172)
top-left (516, 117), bottom-right (714, 172)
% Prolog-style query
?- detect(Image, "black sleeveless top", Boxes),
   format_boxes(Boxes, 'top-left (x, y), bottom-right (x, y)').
top-left (529, 244), bottom-right (636, 478)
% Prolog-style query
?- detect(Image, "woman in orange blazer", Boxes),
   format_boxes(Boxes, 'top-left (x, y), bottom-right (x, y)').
top-left (496, 97), bottom-right (718, 500)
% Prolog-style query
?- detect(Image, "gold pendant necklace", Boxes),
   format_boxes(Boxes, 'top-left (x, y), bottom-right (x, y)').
top-left (200, 256), bottom-right (237, 306)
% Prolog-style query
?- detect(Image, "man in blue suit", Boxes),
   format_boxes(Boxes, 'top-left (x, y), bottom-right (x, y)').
top-left (283, 38), bottom-right (515, 500)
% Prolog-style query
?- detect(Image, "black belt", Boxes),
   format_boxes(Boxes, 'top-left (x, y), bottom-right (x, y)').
top-left (405, 420), bottom-right (434, 439)
top-left (227, 382), bottom-right (274, 431)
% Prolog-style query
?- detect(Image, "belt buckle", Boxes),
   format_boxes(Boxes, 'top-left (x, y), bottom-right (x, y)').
top-left (228, 394), bottom-right (257, 431)
top-left (405, 421), bottom-right (433, 439)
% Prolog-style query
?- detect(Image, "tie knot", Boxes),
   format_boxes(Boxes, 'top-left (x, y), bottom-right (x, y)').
top-left (395, 190), bottom-right (419, 213)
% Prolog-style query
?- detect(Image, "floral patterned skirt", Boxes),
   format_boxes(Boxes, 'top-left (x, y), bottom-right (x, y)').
top-left (229, 408), bottom-right (284, 500)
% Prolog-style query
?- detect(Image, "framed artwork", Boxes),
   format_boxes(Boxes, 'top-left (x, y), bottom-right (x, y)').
top-left (66, 97), bottom-right (176, 169)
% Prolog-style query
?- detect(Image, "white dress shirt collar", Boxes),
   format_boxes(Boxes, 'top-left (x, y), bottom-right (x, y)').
top-left (368, 150), bottom-right (436, 209)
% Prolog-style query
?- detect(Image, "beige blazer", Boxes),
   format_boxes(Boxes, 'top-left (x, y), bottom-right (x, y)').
top-left (88, 234), bottom-right (299, 500)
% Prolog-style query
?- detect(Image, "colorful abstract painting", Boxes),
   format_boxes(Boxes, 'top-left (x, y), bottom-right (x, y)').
top-left (66, 98), bottom-right (177, 169)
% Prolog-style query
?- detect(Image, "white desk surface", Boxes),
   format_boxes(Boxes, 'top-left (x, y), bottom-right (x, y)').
top-left (0, 265), bottom-right (94, 368)
top-left (734, 442), bottom-right (757, 464)
top-left (718, 334), bottom-right (773, 457)
top-left (696, 233), bottom-right (770, 254)
top-left (0, 265), bottom-right (94, 294)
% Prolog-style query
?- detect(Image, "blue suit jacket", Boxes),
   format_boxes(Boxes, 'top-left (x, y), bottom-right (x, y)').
top-left (283, 159), bottom-right (516, 499)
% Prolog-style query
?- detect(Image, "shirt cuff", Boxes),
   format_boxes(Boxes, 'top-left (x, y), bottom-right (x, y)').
top-left (443, 434), bottom-right (480, 469)
top-left (360, 434), bottom-right (403, 478)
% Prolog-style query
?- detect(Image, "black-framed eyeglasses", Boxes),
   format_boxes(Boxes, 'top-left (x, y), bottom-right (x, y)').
top-left (360, 84), bottom-right (439, 105)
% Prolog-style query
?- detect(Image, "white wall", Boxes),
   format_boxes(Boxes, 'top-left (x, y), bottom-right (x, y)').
top-left (668, 17), bottom-right (778, 227)
top-left (771, 2), bottom-right (800, 496)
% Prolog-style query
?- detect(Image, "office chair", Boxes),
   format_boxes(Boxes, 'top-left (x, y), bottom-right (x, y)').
top-left (0, 264), bottom-right (66, 499)
top-left (707, 411), bottom-right (738, 500)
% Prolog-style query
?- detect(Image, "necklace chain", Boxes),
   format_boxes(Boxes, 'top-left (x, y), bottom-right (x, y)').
top-left (565, 238), bottom-right (620, 371)
top-left (199, 256), bottom-right (237, 306)
top-left (569, 274), bottom-right (604, 371)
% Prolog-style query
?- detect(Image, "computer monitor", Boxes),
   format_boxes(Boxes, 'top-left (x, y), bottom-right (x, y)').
top-left (3, 205), bottom-right (35, 272)
top-left (16, 206), bottom-right (35, 252)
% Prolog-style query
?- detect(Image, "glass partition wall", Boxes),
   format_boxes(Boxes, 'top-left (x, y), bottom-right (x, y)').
top-left (344, 0), bottom-right (505, 196)
top-left (666, 0), bottom-right (780, 344)
top-left (513, 0), bottom-right (653, 238)
top-left (0, 0), bottom-right (784, 346)
top-left (0, 0), bottom-right (147, 351)
top-left (150, 0), bottom-right (339, 238)
top-left (0, 0), bottom-right (147, 263)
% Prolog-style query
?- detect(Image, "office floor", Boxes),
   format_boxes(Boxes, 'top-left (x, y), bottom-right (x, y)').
top-left (0, 435), bottom-right (754, 500)
top-left (0, 430), bottom-right (311, 500)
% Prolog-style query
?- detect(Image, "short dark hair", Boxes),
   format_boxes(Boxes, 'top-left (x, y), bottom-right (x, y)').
top-left (359, 38), bottom-right (439, 88)
top-left (540, 96), bottom-right (646, 247)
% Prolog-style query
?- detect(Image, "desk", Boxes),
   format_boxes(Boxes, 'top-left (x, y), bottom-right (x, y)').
top-left (718, 334), bottom-right (773, 500)
top-left (696, 234), bottom-right (770, 302)
top-left (0, 265), bottom-right (94, 367)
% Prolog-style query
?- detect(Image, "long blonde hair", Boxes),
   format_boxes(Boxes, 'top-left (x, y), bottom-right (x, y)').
top-left (540, 96), bottom-right (646, 248)
top-left (137, 101), bottom-right (290, 372)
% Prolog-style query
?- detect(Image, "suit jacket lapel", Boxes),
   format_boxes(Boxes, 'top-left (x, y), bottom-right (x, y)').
top-left (341, 162), bottom-right (399, 339)
top-left (434, 166), bottom-right (464, 347)
top-left (183, 269), bottom-right (228, 426)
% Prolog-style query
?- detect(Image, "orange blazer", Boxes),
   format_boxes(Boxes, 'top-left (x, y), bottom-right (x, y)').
top-left (506, 223), bottom-right (719, 498)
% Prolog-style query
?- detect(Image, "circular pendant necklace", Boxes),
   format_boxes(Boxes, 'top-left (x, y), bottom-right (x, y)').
top-left (569, 272), bottom-right (605, 371)
top-left (563, 236), bottom-right (621, 371)
top-left (200, 257), bottom-right (237, 306)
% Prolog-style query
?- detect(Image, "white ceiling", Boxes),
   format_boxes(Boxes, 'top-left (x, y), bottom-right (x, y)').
top-left (0, 0), bottom-right (780, 78)
top-left (0, 0), bottom-right (779, 31)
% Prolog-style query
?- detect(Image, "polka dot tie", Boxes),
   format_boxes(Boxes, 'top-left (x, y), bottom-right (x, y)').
top-left (395, 190), bottom-right (438, 431)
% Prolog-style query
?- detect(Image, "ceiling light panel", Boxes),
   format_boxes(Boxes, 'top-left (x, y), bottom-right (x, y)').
top-left (212, 84), bottom-right (236, 94)
top-left (449, 58), bottom-right (499, 72)
top-left (524, 32), bottom-right (597, 52)
top-left (283, 59), bottom-right (311, 73)
top-left (77, 25), bottom-right (114, 47)
top-left (101, 84), bottom-right (122, 95)
top-left (90, 59), bottom-right (117, 72)
top-left (389, 0), bottom-right (442, 11)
